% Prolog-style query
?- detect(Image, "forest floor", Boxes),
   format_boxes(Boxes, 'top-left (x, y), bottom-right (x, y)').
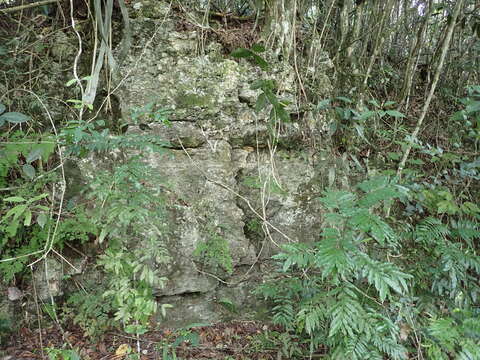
top-left (2, 321), bottom-right (305, 360)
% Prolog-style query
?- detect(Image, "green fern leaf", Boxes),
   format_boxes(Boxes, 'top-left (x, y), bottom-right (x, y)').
top-left (320, 190), bottom-right (356, 210)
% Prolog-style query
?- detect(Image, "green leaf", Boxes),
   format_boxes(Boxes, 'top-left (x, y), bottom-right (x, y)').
top-left (0, 112), bottom-right (30, 124)
top-left (99, 228), bottom-right (108, 243)
top-left (251, 53), bottom-right (269, 70)
top-left (358, 186), bottom-right (401, 208)
top-left (218, 298), bottom-right (237, 313)
top-left (465, 100), bottom-right (480, 113)
top-left (255, 93), bottom-right (268, 113)
top-left (37, 212), bottom-right (48, 228)
top-left (437, 200), bottom-right (459, 215)
top-left (3, 196), bottom-right (26, 203)
top-left (387, 152), bottom-right (401, 160)
top-left (450, 110), bottom-right (466, 121)
top-left (251, 43), bottom-right (266, 53)
top-left (23, 164), bottom-right (36, 179)
top-left (275, 105), bottom-right (290, 123)
top-left (125, 324), bottom-right (148, 334)
top-left (250, 79), bottom-right (266, 90)
top-left (336, 96), bottom-right (353, 103)
top-left (24, 210), bottom-right (32, 226)
top-left (0, 103), bottom-right (5, 115)
top-left (26, 147), bottom-right (44, 163)
top-left (230, 48), bottom-right (254, 58)
top-left (65, 78), bottom-right (77, 87)
top-left (386, 110), bottom-right (406, 118)
top-left (358, 110), bottom-right (377, 121)
top-left (11, 204), bottom-right (27, 222)
top-left (317, 99), bottom-right (331, 110)
top-left (357, 176), bottom-right (390, 192)
top-left (31, 193), bottom-right (49, 202)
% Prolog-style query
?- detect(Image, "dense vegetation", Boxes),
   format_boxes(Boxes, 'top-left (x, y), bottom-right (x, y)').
top-left (1, 0), bottom-right (479, 359)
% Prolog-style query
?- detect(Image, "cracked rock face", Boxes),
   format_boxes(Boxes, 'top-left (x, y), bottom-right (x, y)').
top-left (72, 11), bottom-right (337, 326)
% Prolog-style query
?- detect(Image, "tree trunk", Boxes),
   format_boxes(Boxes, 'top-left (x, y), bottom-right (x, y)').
top-left (397, 0), bottom-right (465, 177)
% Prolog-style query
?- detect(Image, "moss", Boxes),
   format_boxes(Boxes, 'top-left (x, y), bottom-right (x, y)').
top-left (175, 93), bottom-right (214, 109)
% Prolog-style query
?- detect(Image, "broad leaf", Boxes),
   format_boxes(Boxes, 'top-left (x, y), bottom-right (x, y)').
top-left (37, 212), bottom-right (48, 228)
top-left (358, 110), bottom-right (377, 121)
top-left (230, 48), bottom-right (254, 58)
top-left (23, 164), bottom-right (36, 179)
top-left (255, 93), bottom-right (268, 112)
top-left (26, 147), bottom-right (44, 163)
top-left (251, 53), bottom-right (269, 70)
top-left (0, 112), bottom-right (30, 124)
top-left (251, 43), bottom-right (266, 53)
top-left (0, 103), bottom-right (5, 115)
top-left (466, 100), bottom-right (480, 113)
top-left (336, 96), bottom-right (353, 104)
top-left (386, 110), bottom-right (406, 118)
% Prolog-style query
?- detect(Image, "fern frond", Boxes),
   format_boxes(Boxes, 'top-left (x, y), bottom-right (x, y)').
top-left (451, 219), bottom-right (479, 247)
top-left (357, 176), bottom-right (392, 192)
top-left (329, 288), bottom-right (365, 338)
top-left (320, 190), bottom-right (356, 211)
top-left (461, 316), bottom-right (480, 337)
top-left (350, 209), bottom-right (397, 245)
top-left (344, 337), bottom-right (370, 360)
top-left (414, 217), bottom-right (449, 246)
top-left (358, 185), bottom-right (403, 208)
top-left (317, 229), bottom-right (354, 278)
top-left (456, 339), bottom-right (480, 360)
top-left (274, 243), bottom-right (315, 272)
top-left (429, 317), bottom-right (459, 352)
top-left (356, 254), bottom-right (410, 301)
top-left (372, 336), bottom-right (408, 360)
top-left (272, 300), bottom-right (295, 329)
top-left (297, 305), bottom-right (326, 335)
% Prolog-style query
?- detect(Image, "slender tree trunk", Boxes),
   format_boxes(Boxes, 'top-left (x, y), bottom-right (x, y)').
top-left (397, 0), bottom-right (465, 178)
top-left (399, 0), bottom-right (432, 107)
top-left (362, 0), bottom-right (395, 89)
top-left (346, 1), bottom-right (364, 59)
top-left (263, 0), bottom-right (297, 59)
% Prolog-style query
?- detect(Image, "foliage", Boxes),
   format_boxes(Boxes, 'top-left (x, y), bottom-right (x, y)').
top-left (62, 290), bottom-right (114, 339)
top-left (316, 97), bottom-right (406, 150)
top-left (1, 193), bottom-right (49, 237)
top-left (45, 347), bottom-right (80, 360)
top-left (1, 1), bottom-right (480, 358)
top-left (450, 85), bottom-right (480, 147)
top-left (63, 121), bottom-right (172, 335)
top-left (231, 46), bottom-right (291, 126)
top-left (424, 310), bottom-right (480, 360)
top-left (256, 172), bottom-right (480, 358)
top-left (256, 177), bottom-right (411, 359)
top-left (1, 97), bottom-right (172, 339)
top-left (194, 224), bottom-right (233, 275)
top-left (129, 101), bottom-right (171, 128)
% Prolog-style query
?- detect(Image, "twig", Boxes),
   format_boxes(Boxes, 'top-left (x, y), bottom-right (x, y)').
top-left (30, 265), bottom-right (44, 360)
top-left (0, 0), bottom-right (58, 14)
